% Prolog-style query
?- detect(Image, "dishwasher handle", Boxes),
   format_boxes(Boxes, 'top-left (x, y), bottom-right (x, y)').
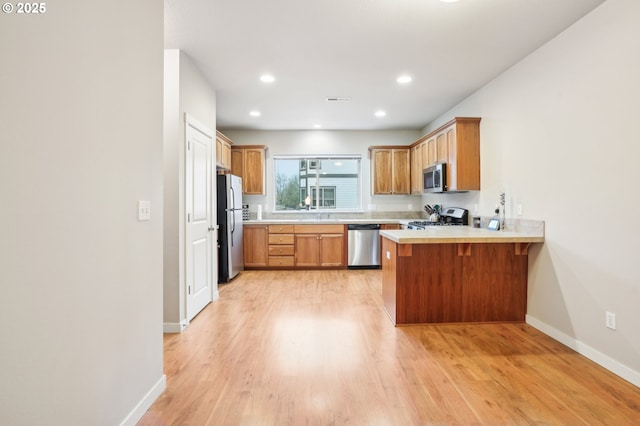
top-left (347, 224), bottom-right (381, 230)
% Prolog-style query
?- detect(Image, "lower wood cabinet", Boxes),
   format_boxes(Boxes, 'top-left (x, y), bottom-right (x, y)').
top-left (294, 233), bottom-right (344, 267)
top-left (294, 224), bottom-right (345, 268)
top-left (268, 225), bottom-right (295, 267)
top-left (243, 225), bottom-right (268, 267)
top-left (243, 223), bottom-right (346, 269)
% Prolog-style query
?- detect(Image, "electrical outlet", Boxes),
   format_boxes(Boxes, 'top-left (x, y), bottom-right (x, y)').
top-left (517, 204), bottom-right (523, 216)
top-left (606, 311), bottom-right (616, 330)
top-left (138, 200), bottom-right (151, 221)
top-left (368, 204), bottom-right (377, 211)
top-left (473, 204), bottom-right (479, 213)
top-left (408, 204), bottom-right (413, 210)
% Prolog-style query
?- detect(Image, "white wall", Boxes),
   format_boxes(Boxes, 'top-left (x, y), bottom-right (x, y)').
top-left (424, 0), bottom-right (640, 385)
top-left (222, 130), bottom-right (422, 214)
top-left (163, 50), bottom-right (217, 330)
top-left (0, 1), bottom-right (165, 424)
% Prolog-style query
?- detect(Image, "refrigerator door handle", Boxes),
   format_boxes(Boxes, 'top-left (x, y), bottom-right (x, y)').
top-left (229, 186), bottom-right (236, 244)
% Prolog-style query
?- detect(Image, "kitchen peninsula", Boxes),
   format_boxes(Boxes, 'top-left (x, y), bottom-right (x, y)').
top-left (380, 224), bottom-right (544, 325)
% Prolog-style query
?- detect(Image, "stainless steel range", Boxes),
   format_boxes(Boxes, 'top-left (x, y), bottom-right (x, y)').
top-left (406, 207), bottom-right (469, 229)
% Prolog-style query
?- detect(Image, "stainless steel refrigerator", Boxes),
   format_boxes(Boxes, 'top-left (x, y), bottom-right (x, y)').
top-left (217, 174), bottom-right (244, 282)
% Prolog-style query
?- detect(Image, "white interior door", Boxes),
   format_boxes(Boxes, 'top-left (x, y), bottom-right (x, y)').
top-left (186, 117), bottom-right (213, 321)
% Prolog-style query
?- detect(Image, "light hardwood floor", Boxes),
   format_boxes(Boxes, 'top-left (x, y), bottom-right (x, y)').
top-left (139, 270), bottom-right (640, 425)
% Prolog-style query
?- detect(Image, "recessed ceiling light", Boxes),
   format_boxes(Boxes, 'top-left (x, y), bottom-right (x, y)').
top-left (375, 110), bottom-right (386, 118)
top-left (397, 75), bottom-right (412, 84)
top-left (249, 110), bottom-right (261, 117)
top-left (440, 0), bottom-right (460, 3)
top-left (313, 124), bottom-right (322, 129)
top-left (260, 74), bottom-right (275, 83)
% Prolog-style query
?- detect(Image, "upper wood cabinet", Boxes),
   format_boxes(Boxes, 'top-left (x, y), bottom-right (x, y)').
top-left (215, 131), bottom-right (233, 171)
top-left (444, 117), bottom-right (480, 192)
top-left (369, 147), bottom-right (410, 195)
top-left (231, 145), bottom-right (267, 195)
top-left (410, 117), bottom-right (481, 192)
top-left (410, 142), bottom-right (425, 194)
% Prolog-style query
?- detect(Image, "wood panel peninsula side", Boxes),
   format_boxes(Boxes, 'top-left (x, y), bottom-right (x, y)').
top-left (380, 225), bottom-right (544, 325)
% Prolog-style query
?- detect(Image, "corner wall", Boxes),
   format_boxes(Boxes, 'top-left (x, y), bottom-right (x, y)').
top-left (163, 50), bottom-right (217, 331)
top-left (0, 1), bottom-right (165, 424)
top-left (423, 0), bottom-right (640, 385)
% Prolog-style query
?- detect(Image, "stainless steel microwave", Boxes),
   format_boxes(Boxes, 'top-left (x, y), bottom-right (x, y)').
top-left (423, 163), bottom-right (446, 193)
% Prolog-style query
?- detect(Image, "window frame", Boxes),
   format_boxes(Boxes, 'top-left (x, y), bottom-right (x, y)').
top-left (272, 155), bottom-right (362, 213)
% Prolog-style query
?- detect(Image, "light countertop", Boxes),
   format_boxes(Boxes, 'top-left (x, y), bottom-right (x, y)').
top-left (380, 225), bottom-right (544, 244)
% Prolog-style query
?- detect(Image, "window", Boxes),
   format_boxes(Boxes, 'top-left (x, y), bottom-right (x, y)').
top-left (274, 156), bottom-right (361, 211)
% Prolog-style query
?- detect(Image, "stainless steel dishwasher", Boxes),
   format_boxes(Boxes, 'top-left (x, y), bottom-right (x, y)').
top-left (347, 224), bottom-right (381, 269)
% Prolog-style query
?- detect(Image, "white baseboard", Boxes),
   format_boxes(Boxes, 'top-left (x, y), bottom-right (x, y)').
top-left (119, 374), bottom-right (166, 426)
top-left (163, 320), bottom-right (188, 333)
top-left (526, 315), bottom-right (640, 388)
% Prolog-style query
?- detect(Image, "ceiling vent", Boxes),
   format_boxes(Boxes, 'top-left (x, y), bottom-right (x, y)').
top-left (325, 97), bottom-right (351, 102)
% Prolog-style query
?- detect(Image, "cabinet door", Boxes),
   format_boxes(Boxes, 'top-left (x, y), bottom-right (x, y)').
top-left (446, 125), bottom-right (458, 190)
top-left (295, 234), bottom-right (320, 267)
top-left (231, 149), bottom-right (243, 177)
top-left (243, 225), bottom-right (268, 267)
top-left (426, 137), bottom-right (436, 166)
top-left (215, 138), bottom-right (223, 168)
top-left (243, 149), bottom-right (265, 195)
top-left (449, 120), bottom-right (480, 191)
top-left (436, 132), bottom-right (448, 164)
top-left (319, 234), bottom-right (344, 266)
top-left (417, 144), bottom-right (424, 192)
top-left (371, 149), bottom-right (392, 194)
top-left (221, 142), bottom-right (231, 169)
top-left (410, 144), bottom-right (423, 194)
top-left (392, 149), bottom-right (410, 194)
top-left (410, 146), bottom-right (418, 194)
top-left (421, 141), bottom-right (428, 170)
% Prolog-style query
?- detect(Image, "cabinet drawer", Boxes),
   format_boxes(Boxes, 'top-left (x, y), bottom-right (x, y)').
top-left (294, 224), bottom-right (344, 234)
top-left (268, 256), bottom-right (294, 267)
top-left (268, 245), bottom-right (294, 256)
top-left (268, 224), bottom-right (295, 233)
top-left (268, 234), bottom-right (294, 245)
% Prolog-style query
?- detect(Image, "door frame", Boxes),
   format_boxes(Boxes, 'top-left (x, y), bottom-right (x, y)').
top-left (184, 113), bottom-right (219, 325)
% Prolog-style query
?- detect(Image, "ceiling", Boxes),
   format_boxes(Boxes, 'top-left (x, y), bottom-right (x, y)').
top-left (165, 0), bottom-right (605, 131)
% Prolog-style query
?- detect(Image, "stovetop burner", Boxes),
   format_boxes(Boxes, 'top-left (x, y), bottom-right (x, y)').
top-left (407, 221), bottom-right (464, 227)
top-left (406, 207), bottom-right (469, 229)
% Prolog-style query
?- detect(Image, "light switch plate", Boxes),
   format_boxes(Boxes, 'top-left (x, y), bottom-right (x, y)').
top-left (138, 200), bottom-right (151, 221)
